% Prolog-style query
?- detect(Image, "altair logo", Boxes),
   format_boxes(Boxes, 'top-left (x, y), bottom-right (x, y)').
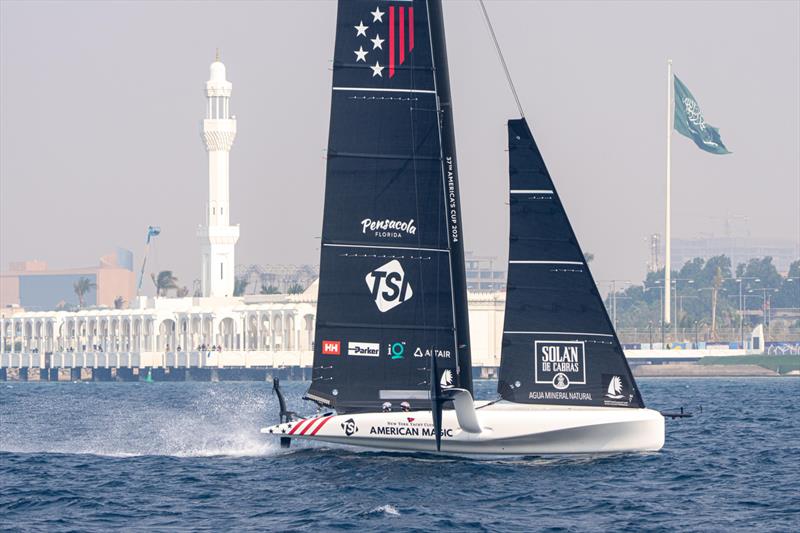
top-left (365, 260), bottom-right (413, 312)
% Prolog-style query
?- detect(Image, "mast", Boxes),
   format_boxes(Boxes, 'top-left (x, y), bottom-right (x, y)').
top-left (427, 0), bottom-right (473, 393)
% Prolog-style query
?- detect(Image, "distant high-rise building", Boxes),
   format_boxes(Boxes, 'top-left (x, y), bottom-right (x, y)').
top-left (198, 51), bottom-right (239, 298)
top-left (648, 233), bottom-right (661, 273)
top-left (670, 237), bottom-right (799, 273)
top-left (236, 264), bottom-right (319, 294)
top-left (0, 250), bottom-right (135, 311)
top-left (464, 253), bottom-right (506, 292)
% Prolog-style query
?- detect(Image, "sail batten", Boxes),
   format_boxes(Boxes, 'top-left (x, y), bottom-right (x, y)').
top-left (499, 118), bottom-right (643, 409)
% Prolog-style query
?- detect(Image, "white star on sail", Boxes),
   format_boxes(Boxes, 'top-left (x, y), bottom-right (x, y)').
top-left (371, 61), bottom-right (384, 77)
top-left (371, 34), bottom-right (384, 50)
top-left (354, 46), bottom-right (368, 62)
top-left (354, 21), bottom-right (368, 37)
top-left (371, 7), bottom-right (384, 23)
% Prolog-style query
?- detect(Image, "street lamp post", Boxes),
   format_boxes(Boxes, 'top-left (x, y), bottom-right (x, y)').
top-left (724, 277), bottom-right (761, 348)
top-left (748, 287), bottom-right (779, 340)
top-left (645, 285), bottom-right (665, 346)
top-left (599, 280), bottom-right (632, 333)
top-left (655, 278), bottom-right (694, 341)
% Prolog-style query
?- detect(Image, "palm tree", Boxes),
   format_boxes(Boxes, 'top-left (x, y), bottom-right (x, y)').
top-left (73, 277), bottom-right (97, 308)
top-left (260, 284), bottom-right (279, 295)
top-left (710, 266), bottom-right (723, 340)
top-left (234, 276), bottom-right (249, 296)
top-left (151, 270), bottom-right (179, 297)
top-left (287, 283), bottom-right (304, 294)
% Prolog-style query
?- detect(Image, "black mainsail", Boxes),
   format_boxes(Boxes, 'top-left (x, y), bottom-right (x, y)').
top-left (307, 0), bottom-right (471, 413)
top-left (499, 118), bottom-right (644, 408)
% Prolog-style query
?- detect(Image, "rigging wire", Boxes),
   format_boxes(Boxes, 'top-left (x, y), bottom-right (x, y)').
top-left (478, 0), bottom-right (525, 118)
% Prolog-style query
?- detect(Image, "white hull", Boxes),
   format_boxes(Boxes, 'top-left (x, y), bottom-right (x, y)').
top-left (261, 401), bottom-right (665, 455)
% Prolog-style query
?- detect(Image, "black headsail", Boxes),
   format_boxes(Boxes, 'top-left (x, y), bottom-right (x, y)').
top-left (306, 0), bottom-right (471, 413)
top-left (498, 118), bottom-right (644, 408)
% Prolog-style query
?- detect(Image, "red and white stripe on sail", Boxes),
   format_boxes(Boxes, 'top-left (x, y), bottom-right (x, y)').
top-left (389, 5), bottom-right (414, 78)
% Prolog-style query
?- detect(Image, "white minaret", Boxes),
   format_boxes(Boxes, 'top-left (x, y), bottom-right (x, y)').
top-left (198, 51), bottom-right (239, 298)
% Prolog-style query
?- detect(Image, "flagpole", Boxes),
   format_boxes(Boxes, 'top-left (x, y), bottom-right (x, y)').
top-left (664, 59), bottom-right (672, 335)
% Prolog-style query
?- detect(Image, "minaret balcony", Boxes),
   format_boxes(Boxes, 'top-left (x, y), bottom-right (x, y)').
top-left (202, 119), bottom-right (237, 152)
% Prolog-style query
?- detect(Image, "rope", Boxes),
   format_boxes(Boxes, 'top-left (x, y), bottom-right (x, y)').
top-left (478, 0), bottom-right (525, 118)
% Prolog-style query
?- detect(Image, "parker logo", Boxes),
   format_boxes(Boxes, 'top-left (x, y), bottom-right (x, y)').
top-left (365, 260), bottom-right (413, 312)
top-left (361, 218), bottom-right (417, 239)
top-left (348, 342), bottom-right (380, 357)
top-left (321, 340), bottom-right (341, 355)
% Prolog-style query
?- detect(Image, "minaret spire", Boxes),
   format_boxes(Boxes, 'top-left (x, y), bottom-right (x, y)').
top-left (197, 54), bottom-right (239, 298)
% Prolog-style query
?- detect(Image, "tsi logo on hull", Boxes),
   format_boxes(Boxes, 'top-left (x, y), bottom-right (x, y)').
top-left (348, 342), bottom-right (380, 357)
top-left (365, 260), bottom-right (413, 313)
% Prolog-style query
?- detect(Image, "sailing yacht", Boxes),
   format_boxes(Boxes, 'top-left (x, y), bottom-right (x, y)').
top-left (262, 0), bottom-right (664, 454)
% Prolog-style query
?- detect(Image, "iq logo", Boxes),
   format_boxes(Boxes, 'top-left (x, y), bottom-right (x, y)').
top-left (389, 341), bottom-right (406, 360)
top-left (365, 260), bottom-right (413, 313)
top-left (321, 340), bottom-right (341, 355)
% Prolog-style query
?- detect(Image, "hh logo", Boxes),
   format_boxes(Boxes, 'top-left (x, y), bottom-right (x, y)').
top-left (321, 340), bottom-right (341, 355)
top-left (365, 259), bottom-right (413, 313)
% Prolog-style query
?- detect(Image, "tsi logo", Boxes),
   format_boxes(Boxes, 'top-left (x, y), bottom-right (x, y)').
top-left (365, 260), bottom-right (413, 312)
top-left (348, 342), bottom-right (380, 357)
top-left (341, 418), bottom-right (358, 436)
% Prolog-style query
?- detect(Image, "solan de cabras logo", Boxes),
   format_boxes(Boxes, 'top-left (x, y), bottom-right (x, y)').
top-left (365, 260), bottom-right (413, 313)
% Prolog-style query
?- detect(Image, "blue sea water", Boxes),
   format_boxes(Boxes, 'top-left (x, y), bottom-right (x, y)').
top-left (1, 378), bottom-right (798, 532)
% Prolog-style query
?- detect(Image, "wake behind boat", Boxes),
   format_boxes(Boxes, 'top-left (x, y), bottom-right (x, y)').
top-left (262, 0), bottom-right (665, 455)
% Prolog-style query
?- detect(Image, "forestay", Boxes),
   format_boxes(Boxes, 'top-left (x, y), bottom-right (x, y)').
top-left (499, 118), bottom-right (644, 408)
top-left (306, 0), bottom-right (470, 413)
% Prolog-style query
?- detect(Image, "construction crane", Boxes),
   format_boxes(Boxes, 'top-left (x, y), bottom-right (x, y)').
top-left (137, 226), bottom-right (161, 296)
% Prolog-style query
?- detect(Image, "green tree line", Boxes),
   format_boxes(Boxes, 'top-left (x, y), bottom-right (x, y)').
top-left (607, 256), bottom-right (800, 334)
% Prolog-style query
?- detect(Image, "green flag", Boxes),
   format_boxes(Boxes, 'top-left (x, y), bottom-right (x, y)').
top-left (673, 75), bottom-right (731, 154)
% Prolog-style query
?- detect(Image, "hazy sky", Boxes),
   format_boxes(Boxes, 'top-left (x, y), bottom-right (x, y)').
top-left (2, 0), bottom-right (798, 293)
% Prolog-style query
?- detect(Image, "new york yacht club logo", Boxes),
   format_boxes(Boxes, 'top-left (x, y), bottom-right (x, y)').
top-left (351, 5), bottom-right (415, 78)
top-left (365, 259), bottom-right (413, 312)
